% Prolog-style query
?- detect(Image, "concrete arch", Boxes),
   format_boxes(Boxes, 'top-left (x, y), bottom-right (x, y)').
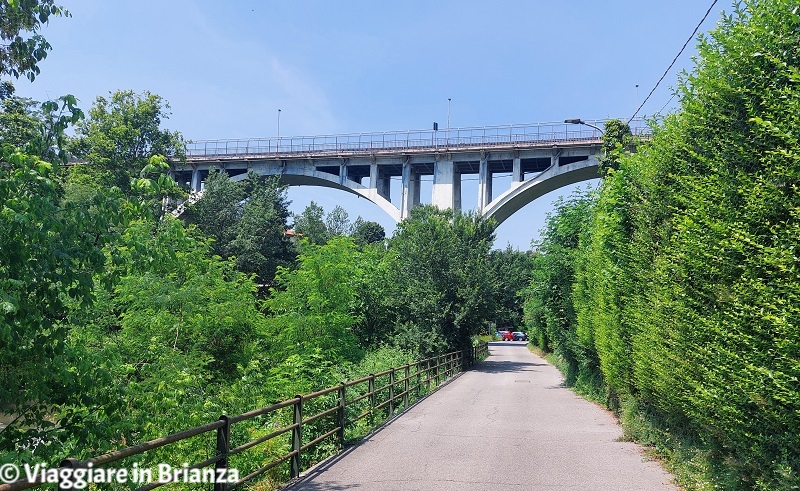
top-left (228, 165), bottom-right (402, 222)
top-left (482, 157), bottom-right (600, 225)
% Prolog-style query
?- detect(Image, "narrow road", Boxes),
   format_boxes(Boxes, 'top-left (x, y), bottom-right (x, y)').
top-left (287, 342), bottom-right (677, 490)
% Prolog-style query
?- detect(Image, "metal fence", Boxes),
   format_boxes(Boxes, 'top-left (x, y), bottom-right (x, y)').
top-left (185, 119), bottom-right (650, 159)
top-left (1, 344), bottom-right (490, 491)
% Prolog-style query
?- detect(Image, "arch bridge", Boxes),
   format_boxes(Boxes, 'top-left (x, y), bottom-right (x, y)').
top-left (171, 120), bottom-right (643, 224)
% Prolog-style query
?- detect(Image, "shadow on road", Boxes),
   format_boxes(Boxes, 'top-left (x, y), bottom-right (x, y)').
top-left (473, 359), bottom-right (546, 374)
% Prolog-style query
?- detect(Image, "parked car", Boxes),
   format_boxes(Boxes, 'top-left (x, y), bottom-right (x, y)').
top-left (498, 330), bottom-right (514, 341)
top-left (512, 331), bottom-right (528, 341)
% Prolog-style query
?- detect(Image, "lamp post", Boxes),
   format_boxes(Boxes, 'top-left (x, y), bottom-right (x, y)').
top-left (277, 109), bottom-right (281, 138)
top-left (447, 98), bottom-right (451, 130)
top-left (564, 118), bottom-right (605, 135)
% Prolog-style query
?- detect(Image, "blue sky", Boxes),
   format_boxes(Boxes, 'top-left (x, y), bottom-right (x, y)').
top-left (15, 0), bottom-right (723, 249)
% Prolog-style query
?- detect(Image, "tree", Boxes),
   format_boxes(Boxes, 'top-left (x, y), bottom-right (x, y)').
top-left (68, 90), bottom-right (185, 194)
top-left (0, 145), bottom-right (122, 456)
top-left (228, 174), bottom-right (295, 286)
top-left (266, 237), bottom-right (364, 363)
top-left (187, 171), bottom-right (295, 285)
top-left (488, 246), bottom-right (532, 331)
top-left (0, 0), bottom-right (69, 80)
top-left (293, 201), bottom-right (329, 245)
top-left (351, 217), bottom-right (386, 245)
top-left (383, 206), bottom-right (496, 355)
top-left (0, 81), bottom-right (84, 164)
top-left (522, 189), bottom-right (596, 385)
top-left (597, 119), bottom-right (633, 176)
top-left (325, 205), bottom-right (352, 237)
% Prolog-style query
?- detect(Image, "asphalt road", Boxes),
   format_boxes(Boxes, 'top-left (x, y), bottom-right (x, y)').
top-left (286, 342), bottom-right (677, 490)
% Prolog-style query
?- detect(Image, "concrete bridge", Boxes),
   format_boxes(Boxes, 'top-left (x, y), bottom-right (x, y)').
top-left (172, 120), bottom-right (641, 224)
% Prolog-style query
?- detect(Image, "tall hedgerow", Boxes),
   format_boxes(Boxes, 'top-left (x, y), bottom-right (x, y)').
top-left (573, 1), bottom-right (800, 488)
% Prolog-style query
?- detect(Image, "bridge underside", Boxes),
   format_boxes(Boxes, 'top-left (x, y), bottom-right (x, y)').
top-left (172, 142), bottom-right (601, 225)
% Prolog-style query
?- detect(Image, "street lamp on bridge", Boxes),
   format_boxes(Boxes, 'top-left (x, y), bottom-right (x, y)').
top-left (564, 118), bottom-right (605, 135)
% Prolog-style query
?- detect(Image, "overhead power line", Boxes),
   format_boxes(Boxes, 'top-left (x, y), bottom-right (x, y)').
top-left (628, 0), bottom-right (718, 123)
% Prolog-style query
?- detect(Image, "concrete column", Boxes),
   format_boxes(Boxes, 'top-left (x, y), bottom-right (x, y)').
top-left (432, 156), bottom-right (460, 211)
top-left (512, 154), bottom-right (522, 183)
top-left (377, 171), bottom-right (391, 200)
top-left (401, 159), bottom-right (417, 219)
top-left (551, 154), bottom-right (559, 168)
top-left (411, 174), bottom-right (421, 208)
top-left (190, 167), bottom-right (201, 192)
top-left (369, 162), bottom-right (378, 189)
top-left (339, 160), bottom-right (347, 186)
top-left (478, 155), bottom-right (492, 212)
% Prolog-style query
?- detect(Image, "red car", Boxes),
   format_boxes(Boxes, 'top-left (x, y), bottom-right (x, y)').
top-left (498, 330), bottom-right (514, 341)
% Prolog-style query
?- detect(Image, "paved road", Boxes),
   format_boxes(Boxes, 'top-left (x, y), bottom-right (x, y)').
top-left (287, 342), bottom-right (677, 490)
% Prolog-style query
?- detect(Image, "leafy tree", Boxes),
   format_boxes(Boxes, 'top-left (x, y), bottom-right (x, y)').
top-left (265, 237), bottom-right (364, 363)
top-left (187, 171), bottom-right (295, 285)
top-left (293, 201), bottom-right (329, 245)
top-left (228, 174), bottom-right (295, 286)
top-left (383, 206), bottom-right (496, 355)
top-left (325, 205), bottom-right (352, 237)
top-left (0, 0), bottom-right (69, 80)
top-left (186, 169), bottom-right (244, 258)
top-left (0, 81), bottom-right (84, 164)
top-left (488, 246), bottom-right (532, 331)
top-left (597, 118), bottom-right (633, 176)
top-left (351, 217), bottom-right (386, 245)
top-left (68, 90), bottom-right (185, 194)
top-left (0, 145), bottom-right (122, 457)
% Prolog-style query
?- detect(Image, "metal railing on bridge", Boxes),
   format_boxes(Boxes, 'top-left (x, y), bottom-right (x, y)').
top-left (186, 119), bottom-right (650, 160)
top-left (1, 344), bottom-right (490, 491)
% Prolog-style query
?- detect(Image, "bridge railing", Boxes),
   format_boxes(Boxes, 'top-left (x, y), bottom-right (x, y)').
top-left (186, 119), bottom-right (650, 159)
top-left (1, 344), bottom-right (490, 491)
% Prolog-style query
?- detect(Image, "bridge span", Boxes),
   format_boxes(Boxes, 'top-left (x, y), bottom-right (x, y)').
top-left (172, 120), bottom-right (641, 224)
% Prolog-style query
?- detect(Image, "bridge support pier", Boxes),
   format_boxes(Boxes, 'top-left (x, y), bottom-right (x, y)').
top-left (190, 167), bottom-right (202, 192)
top-left (512, 154), bottom-right (522, 183)
top-left (432, 157), bottom-right (461, 212)
top-left (478, 155), bottom-right (492, 213)
top-left (401, 160), bottom-right (420, 219)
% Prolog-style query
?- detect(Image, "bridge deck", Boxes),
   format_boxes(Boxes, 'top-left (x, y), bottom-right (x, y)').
top-left (287, 343), bottom-right (676, 491)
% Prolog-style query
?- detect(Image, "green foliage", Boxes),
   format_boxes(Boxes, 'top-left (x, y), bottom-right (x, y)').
top-left (0, 82), bottom-right (84, 164)
top-left (383, 206), bottom-right (496, 355)
top-left (0, 0), bottom-right (69, 80)
top-left (68, 90), bottom-right (185, 194)
top-left (0, 145), bottom-right (122, 458)
top-left (266, 237), bottom-right (364, 363)
top-left (487, 246), bottom-right (532, 331)
top-left (351, 217), bottom-right (386, 245)
top-left (597, 118), bottom-right (634, 176)
top-left (545, 2), bottom-right (800, 488)
top-left (187, 171), bottom-right (295, 285)
top-left (521, 188), bottom-right (596, 386)
top-left (293, 201), bottom-right (330, 245)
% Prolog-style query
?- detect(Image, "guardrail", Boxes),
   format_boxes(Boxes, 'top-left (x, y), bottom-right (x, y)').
top-left (185, 119), bottom-right (650, 159)
top-left (1, 344), bottom-right (490, 491)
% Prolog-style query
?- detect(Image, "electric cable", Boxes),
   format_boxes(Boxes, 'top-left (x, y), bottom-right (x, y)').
top-left (628, 0), bottom-right (718, 123)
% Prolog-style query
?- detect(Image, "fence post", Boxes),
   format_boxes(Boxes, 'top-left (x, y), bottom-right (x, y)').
top-left (291, 395), bottom-right (303, 478)
top-left (403, 364), bottom-right (410, 408)
top-left (337, 383), bottom-right (346, 448)
top-left (368, 374), bottom-right (375, 421)
top-left (58, 458), bottom-right (80, 491)
top-left (389, 368), bottom-right (395, 415)
top-left (214, 415), bottom-right (231, 491)
top-left (416, 361), bottom-right (422, 398)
